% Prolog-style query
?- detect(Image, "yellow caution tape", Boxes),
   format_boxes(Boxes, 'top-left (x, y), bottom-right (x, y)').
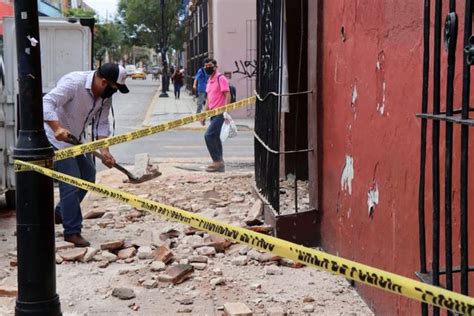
top-left (53, 97), bottom-right (256, 161)
top-left (14, 159), bottom-right (474, 315)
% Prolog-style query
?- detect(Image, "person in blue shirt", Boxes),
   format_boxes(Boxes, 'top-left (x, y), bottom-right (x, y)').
top-left (193, 58), bottom-right (210, 113)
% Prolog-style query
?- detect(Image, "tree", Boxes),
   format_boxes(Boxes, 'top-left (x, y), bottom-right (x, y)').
top-left (63, 7), bottom-right (96, 18)
top-left (118, 0), bottom-right (186, 52)
top-left (94, 23), bottom-right (124, 65)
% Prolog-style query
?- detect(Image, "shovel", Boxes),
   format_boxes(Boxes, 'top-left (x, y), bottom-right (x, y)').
top-left (65, 135), bottom-right (159, 184)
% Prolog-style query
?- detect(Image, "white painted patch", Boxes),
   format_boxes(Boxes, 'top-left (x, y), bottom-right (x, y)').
top-left (376, 81), bottom-right (386, 115)
top-left (367, 184), bottom-right (379, 215)
top-left (27, 35), bottom-right (38, 47)
top-left (376, 61), bottom-right (381, 70)
top-left (351, 86), bottom-right (358, 105)
top-left (340, 156), bottom-right (354, 195)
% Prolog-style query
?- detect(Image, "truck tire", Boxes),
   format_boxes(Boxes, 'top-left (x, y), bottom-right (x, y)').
top-left (5, 190), bottom-right (15, 209)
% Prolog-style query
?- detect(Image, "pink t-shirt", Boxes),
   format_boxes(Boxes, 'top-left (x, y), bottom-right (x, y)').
top-left (206, 73), bottom-right (229, 110)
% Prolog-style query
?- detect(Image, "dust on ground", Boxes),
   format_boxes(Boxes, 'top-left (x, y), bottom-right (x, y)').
top-left (0, 160), bottom-right (373, 315)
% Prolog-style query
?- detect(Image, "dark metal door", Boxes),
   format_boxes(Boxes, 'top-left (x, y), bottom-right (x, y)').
top-left (417, 1), bottom-right (473, 315)
top-left (255, 0), bottom-right (282, 211)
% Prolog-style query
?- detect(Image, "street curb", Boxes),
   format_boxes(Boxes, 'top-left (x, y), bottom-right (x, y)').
top-left (141, 125), bottom-right (254, 132)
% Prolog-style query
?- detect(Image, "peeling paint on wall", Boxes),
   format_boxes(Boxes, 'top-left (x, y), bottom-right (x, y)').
top-left (367, 184), bottom-right (379, 216)
top-left (351, 85), bottom-right (358, 105)
top-left (376, 82), bottom-right (386, 115)
top-left (340, 155), bottom-right (354, 195)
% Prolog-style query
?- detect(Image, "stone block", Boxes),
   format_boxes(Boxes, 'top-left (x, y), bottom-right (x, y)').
top-left (223, 302), bottom-right (252, 316)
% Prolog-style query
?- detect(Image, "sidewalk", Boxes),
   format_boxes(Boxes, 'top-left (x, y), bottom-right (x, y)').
top-left (142, 85), bottom-right (254, 131)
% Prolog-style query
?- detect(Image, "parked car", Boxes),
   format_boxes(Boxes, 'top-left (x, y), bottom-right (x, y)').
top-left (131, 68), bottom-right (146, 80)
top-left (125, 64), bottom-right (137, 77)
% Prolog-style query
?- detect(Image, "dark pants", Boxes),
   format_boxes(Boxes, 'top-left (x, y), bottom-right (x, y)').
top-left (204, 114), bottom-right (225, 162)
top-left (174, 83), bottom-right (182, 99)
top-left (54, 154), bottom-right (96, 236)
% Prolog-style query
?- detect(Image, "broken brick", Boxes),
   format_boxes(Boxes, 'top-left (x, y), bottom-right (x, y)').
top-left (117, 247), bottom-right (137, 260)
top-left (158, 264), bottom-right (194, 284)
top-left (153, 245), bottom-right (173, 263)
top-left (100, 239), bottom-right (125, 251)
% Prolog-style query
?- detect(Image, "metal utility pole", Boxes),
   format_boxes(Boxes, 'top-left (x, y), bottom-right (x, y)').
top-left (13, 1), bottom-right (61, 315)
top-left (159, 0), bottom-right (169, 97)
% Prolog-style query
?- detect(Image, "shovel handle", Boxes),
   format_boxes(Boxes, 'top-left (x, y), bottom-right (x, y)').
top-left (65, 134), bottom-right (138, 181)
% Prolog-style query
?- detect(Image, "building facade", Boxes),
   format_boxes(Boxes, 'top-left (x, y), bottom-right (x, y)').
top-left (185, 0), bottom-right (256, 118)
top-left (254, 0), bottom-right (474, 314)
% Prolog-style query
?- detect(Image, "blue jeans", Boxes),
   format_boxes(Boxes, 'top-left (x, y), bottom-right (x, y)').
top-left (196, 91), bottom-right (207, 113)
top-left (174, 83), bottom-right (182, 98)
top-left (54, 154), bottom-right (96, 236)
top-left (204, 114), bottom-right (224, 162)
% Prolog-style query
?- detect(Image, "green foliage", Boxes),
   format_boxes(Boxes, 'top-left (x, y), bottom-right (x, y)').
top-left (94, 23), bottom-right (124, 64)
top-left (118, 0), bottom-right (185, 51)
top-left (64, 7), bottom-right (96, 18)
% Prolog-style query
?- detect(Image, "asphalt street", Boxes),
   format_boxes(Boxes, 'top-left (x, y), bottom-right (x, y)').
top-left (104, 76), bottom-right (254, 168)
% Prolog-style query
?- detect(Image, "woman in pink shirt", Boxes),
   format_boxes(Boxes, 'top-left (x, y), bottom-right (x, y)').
top-left (200, 59), bottom-right (231, 172)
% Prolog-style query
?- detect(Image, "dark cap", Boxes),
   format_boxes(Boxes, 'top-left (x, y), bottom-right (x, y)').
top-left (97, 63), bottom-right (129, 94)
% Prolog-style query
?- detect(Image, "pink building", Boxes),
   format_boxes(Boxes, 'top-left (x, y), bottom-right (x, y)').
top-left (185, 0), bottom-right (256, 118)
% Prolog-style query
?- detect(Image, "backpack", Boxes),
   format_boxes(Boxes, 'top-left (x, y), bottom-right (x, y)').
top-left (217, 74), bottom-right (237, 103)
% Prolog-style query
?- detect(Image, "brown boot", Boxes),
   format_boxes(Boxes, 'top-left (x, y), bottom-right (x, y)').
top-left (64, 234), bottom-right (90, 247)
top-left (206, 161), bottom-right (225, 172)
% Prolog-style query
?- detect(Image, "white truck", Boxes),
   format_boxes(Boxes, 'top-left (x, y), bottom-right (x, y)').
top-left (0, 16), bottom-right (93, 207)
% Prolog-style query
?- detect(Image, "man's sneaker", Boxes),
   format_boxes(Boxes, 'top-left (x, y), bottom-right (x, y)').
top-left (205, 161), bottom-right (225, 173)
top-left (64, 234), bottom-right (90, 247)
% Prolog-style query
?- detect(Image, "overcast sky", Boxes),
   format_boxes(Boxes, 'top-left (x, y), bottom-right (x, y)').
top-left (84, 0), bottom-right (118, 20)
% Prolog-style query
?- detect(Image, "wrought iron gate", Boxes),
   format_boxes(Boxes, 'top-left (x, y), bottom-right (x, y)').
top-left (417, 1), bottom-right (472, 315)
top-left (255, 0), bottom-right (282, 211)
top-left (186, 0), bottom-right (209, 89)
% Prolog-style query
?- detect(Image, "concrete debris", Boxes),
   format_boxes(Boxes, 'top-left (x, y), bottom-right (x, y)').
top-left (142, 279), bottom-right (158, 289)
top-left (196, 246), bottom-right (216, 256)
top-left (137, 246), bottom-right (154, 259)
top-left (231, 255), bottom-right (248, 266)
top-left (302, 304), bottom-right (315, 313)
top-left (0, 163), bottom-right (373, 315)
top-left (81, 247), bottom-right (99, 263)
top-left (150, 261), bottom-right (166, 272)
top-left (190, 262), bottom-right (207, 270)
top-left (112, 287), bottom-right (135, 300)
top-left (210, 277), bottom-right (225, 287)
top-left (223, 302), bottom-right (253, 316)
top-left (59, 248), bottom-right (87, 262)
top-left (101, 250), bottom-right (118, 262)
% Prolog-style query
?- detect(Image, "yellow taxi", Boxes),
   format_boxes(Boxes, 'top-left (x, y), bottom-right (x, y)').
top-left (131, 68), bottom-right (146, 80)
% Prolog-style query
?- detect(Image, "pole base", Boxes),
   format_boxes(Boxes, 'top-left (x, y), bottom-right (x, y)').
top-left (159, 92), bottom-right (169, 98)
top-left (16, 294), bottom-right (61, 315)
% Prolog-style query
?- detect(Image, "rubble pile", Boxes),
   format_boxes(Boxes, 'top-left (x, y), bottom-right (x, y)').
top-left (279, 178), bottom-right (311, 215)
top-left (0, 165), bottom-right (373, 315)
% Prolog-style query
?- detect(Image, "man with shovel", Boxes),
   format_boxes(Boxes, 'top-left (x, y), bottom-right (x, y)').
top-left (43, 63), bottom-right (129, 247)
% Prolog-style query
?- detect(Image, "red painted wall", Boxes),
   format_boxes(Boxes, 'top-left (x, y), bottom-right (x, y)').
top-left (310, 1), bottom-right (474, 314)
